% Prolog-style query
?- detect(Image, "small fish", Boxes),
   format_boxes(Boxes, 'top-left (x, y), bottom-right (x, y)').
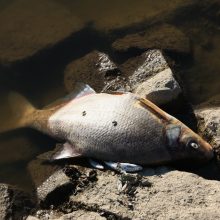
top-left (1, 84), bottom-right (213, 165)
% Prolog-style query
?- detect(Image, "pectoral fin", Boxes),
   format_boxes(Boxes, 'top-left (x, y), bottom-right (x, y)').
top-left (51, 142), bottom-right (82, 161)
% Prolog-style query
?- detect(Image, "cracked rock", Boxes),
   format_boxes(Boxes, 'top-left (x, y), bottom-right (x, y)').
top-left (127, 50), bottom-right (169, 88)
top-left (64, 50), bottom-right (120, 92)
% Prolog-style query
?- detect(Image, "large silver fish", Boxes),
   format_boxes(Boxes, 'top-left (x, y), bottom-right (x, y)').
top-left (1, 84), bottom-right (213, 165)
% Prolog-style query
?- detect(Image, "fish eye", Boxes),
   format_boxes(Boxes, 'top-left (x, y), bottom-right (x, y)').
top-left (187, 140), bottom-right (199, 149)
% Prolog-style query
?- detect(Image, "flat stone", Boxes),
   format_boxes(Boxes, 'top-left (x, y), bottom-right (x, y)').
top-left (0, 183), bottom-right (33, 220)
top-left (64, 50), bottom-right (120, 93)
top-left (0, 0), bottom-right (84, 64)
top-left (134, 68), bottom-right (182, 105)
top-left (112, 24), bottom-right (191, 54)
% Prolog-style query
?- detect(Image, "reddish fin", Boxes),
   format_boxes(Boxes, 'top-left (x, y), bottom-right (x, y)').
top-left (138, 98), bottom-right (171, 122)
top-left (51, 142), bottom-right (82, 160)
top-left (45, 83), bottom-right (96, 108)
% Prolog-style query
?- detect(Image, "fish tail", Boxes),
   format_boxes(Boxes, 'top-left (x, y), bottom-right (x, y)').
top-left (0, 92), bottom-right (37, 133)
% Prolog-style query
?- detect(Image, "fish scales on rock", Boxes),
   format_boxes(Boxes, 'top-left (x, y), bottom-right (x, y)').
top-left (1, 84), bottom-right (213, 165)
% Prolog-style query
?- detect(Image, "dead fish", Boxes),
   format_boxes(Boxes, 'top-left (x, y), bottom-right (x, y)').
top-left (1, 84), bottom-right (213, 165)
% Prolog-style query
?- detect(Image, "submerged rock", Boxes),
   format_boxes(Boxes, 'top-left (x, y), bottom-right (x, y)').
top-left (0, 0), bottom-right (84, 65)
top-left (112, 24), bottom-right (191, 54)
top-left (64, 50), bottom-right (120, 92)
top-left (0, 183), bottom-right (33, 220)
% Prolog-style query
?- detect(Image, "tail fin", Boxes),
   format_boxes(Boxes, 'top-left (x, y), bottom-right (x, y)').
top-left (0, 92), bottom-right (36, 133)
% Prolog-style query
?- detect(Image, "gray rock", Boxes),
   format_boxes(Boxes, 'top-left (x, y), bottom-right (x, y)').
top-left (112, 24), bottom-right (191, 54)
top-left (126, 50), bottom-right (182, 105)
top-left (195, 105), bottom-right (220, 157)
top-left (128, 50), bottom-right (169, 88)
top-left (64, 50), bottom-right (120, 93)
top-left (64, 49), bottom-right (181, 106)
top-left (0, 183), bottom-right (33, 220)
top-left (134, 68), bottom-right (182, 105)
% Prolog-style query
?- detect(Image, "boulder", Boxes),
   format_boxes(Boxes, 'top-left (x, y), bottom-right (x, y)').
top-left (134, 68), bottom-right (182, 105)
top-left (127, 50), bottom-right (182, 105)
top-left (112, 24), bottom-right (191, 54)
top-left (64, 51), bottom-right (120, 93)
top-left (64, 49), bottom-right (182, 105)
top-left (195, 104), bottom-right (220, 158)
top-left (0, 183), bottom-right (33, 220)
top-left (127, 50), bottom-right (169, 88)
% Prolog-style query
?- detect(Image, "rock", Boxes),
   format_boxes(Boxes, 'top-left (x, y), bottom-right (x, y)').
top-left (0, 183), bottom-right (33, 220)
top-left (127, 50), bottom-right (169, 88)
top-left (36, 164), bottom-right (99, 208)
top-left (126, 50), bottom-right (182, 105)
top-left (134, 68), bottom-right (182, 105)
top-left (64, 49), bottom-right (182, 105)
top-left (112, 24), bottom-right (191, 54)
top-left (37, 169), bottom-right (73, 207)
top-left (0, 0), bottom-right (84, 64)
top-left (67, 168), bottom-right (220, 219)
top-left (27, 156), bottom-right (61, 188)
top-left (195, 105), bottom-right (220, 158)
top-left (64, 50), bottom-right (120, 93)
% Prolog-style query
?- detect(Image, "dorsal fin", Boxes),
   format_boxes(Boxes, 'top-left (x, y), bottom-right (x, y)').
top-left (138, 98), bottom-right (171, 122)
top-left (45, 83), bottom-right (96, 108)
top-left (65, 83), bottom-right (96, 100)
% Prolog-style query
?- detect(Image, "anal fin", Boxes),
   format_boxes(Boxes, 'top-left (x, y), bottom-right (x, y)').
top-left (51, 142), bottom-right (82, 161)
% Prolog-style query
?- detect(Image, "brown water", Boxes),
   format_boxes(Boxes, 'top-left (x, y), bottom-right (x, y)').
top-left (0, 0), bottom-right (219, 191)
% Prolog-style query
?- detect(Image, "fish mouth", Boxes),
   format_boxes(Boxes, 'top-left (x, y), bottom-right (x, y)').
top-left (202, 142), bottom-right (214, 160)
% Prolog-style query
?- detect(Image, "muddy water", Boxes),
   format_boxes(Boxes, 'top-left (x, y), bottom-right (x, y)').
top-left (0, 0), bottom-right (219, 191)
